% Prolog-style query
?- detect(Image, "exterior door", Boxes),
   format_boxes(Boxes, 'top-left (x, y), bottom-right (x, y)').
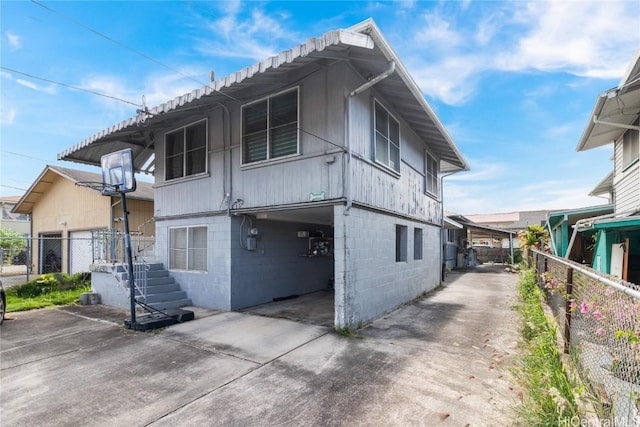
top-left (40, 233), bottom-right (62, 274)
top-left (69, 231), bottom-right (94, 274)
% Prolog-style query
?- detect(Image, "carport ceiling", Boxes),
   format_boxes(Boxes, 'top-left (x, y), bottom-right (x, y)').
top-left (253, 206), bottom-right (334, 226)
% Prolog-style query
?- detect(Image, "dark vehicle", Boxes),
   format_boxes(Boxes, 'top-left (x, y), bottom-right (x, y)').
top-left (12, 251), bottom-right (27, 265)
top-left (0, 280), bottom-right (5, 326)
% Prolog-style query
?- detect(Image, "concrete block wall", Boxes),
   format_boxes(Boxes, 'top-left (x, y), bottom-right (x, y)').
top-left (334, 205), bottom-right (440, 327)
top-left (155, 214), bottom-right (232, 310)
top-left (230, 217), bottom-right (334, 310)
top-left (91, 269), bottom-right (130, 310)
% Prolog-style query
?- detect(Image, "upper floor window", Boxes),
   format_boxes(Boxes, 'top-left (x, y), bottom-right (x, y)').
top-left (374, 100), bottom-right (400, 173)
top-left (426, 151), bottom-right (439, 197)
top-left (165, 120), bottom-right (207, 181)
top-left (242, 88), bottom-right (299, 164)
top-left (622, 119), bottom-right (639, 169)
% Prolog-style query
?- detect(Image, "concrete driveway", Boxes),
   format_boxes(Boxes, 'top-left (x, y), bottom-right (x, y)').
top-left (0, 265), bottom-right (522, 426)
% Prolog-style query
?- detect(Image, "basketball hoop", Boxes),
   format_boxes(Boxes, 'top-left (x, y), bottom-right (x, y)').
top-left (74, 181), bottom-right (118, 193)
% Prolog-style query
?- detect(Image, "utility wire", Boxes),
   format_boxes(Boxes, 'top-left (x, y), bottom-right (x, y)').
top-left (1, 149), bottom-right (53, 163)
top-left (1, 66), bottom-right (142, 107)
top-left (29, 1), bottom-right (348, 153)
top-left (31, 0), bottom-right (207, 87)
top-left (0, 184), bottom-right (29, 192)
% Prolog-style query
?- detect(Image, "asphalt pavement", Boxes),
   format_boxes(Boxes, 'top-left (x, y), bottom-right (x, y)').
top-left (0, 265), bottom-right (522, 426)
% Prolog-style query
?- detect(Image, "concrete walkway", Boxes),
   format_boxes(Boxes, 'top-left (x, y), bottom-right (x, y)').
top-left (0, 265), bottom-right (522, 426)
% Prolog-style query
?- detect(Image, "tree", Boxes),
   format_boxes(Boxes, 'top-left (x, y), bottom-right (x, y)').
top-left (518, 225), bottom-right (549, 263)
top-left (0, 228), bottom-right (26, 264)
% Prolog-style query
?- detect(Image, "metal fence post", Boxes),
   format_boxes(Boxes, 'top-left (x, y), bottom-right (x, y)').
top-left (564, 267), bottom-right (573, 354)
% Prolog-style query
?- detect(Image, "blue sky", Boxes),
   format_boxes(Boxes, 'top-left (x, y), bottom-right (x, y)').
top-left (1, 1), bottom-right (639, 215)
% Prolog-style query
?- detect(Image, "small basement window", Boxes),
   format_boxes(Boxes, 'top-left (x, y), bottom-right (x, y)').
top-left (396, 224), bottom-right (408, 262)
top-left (414, 228), bottom-right (423, 260)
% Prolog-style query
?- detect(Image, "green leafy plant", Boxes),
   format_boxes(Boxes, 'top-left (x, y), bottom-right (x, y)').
top-left (513, 269), bottom-right (582, 425)
top-left (0, 228), bottom-right (26, 264)
top-left (6, 273), bottom-right (91, 312)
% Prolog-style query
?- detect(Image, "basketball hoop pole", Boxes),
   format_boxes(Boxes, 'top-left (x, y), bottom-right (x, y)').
top-left (121, 191), bottom-right (137, 326)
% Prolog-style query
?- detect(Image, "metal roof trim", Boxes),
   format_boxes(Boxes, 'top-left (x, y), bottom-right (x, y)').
top-left (58, 29), bottom-right (374, 162)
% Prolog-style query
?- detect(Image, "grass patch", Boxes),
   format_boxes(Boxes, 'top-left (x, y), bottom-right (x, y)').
top-left (513, 269), bottom-right (582, 425)
top-left (6, 273), bottom-right (91, 312)
top-left (335, 321), bottom-right (364, 338)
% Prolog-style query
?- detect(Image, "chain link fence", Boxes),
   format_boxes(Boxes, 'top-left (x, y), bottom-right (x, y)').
top-left (531, 249), bottom-right (640, 425)
top-left (0, 232), bottom-right (154, 279)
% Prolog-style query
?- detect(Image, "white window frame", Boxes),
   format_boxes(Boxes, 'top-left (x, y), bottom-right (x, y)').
top-left (396, 224), bottom-right (408, 262)
top-left (413, 228), bottom-right (423, 261)
top-left (241, 87), bottom-right (300, 165)
top-left (168, 225), bottom-right (208, 272)
top-left (373, 99), bottom-right (401, 173)
top-left (622, 120), bottom-right (639, 170)
top-left (425, 150), bottom-right (439, 198)
top-left (164, 119), bottom-right (208, 181)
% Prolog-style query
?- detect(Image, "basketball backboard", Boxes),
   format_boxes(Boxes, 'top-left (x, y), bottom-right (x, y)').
top-left (100, 148), bottom-right (136, 195)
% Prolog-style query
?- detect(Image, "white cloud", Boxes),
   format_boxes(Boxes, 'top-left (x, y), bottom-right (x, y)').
top-left (195, 4), bottom-right (299, 61)
top-left (497, 1), bottom-right (639, 78)
top-left (16, 78), bottom-right (38, 90)
top-left (414, 11), bottom-right (462, 49)
top-left (397, 1), bottom-right (639, 105)
top-left (0, 105), bottom-right (16, 125)
top-left (5, 32), bottom-right (21, 50)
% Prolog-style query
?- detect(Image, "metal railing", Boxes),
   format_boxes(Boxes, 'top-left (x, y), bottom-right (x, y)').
top-left (531, 249), bottom-right (640, 425)
top-left (0, 232), bottom-right (155, 277)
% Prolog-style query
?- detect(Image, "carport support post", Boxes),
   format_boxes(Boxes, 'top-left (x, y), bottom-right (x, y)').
top-left (121, 192), bottom-right (136, 326)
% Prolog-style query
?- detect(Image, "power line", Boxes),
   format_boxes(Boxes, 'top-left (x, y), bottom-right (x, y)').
top-left (1, 149), bottom-right (52, 163)
top-left (31, 0), bottom-right (207, 87)
top-left (0, 184), bottom-right (29, 192)
top-left (1, 66), bottom-right (142, 107)
top-left (28, 1), bottom-right (348, 153)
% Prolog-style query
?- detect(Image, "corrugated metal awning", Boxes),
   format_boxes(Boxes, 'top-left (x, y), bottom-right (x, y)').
top-left (57, 19), bottom-right (469, 174)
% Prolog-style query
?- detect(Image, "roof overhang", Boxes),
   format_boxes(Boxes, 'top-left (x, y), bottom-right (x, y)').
top-left (57, 19), bottom-right (469, 174)
top-left (547, 204), bottom-right (614, 229)
top-left (577, 48), bottom-right (640, 152)
top-left (591, 216), bottom-right (640, 231)
top-left (444, 216), bottom-right (463, 229)
top-left (589, 171), bottom-right (614, 197)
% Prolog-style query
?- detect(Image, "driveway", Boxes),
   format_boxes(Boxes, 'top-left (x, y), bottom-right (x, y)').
top-left (0, 265), bottom-right (522, 426)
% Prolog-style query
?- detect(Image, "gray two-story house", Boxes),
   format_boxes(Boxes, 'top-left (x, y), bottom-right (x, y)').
top-left (59, 19), bottom-right (469, 327)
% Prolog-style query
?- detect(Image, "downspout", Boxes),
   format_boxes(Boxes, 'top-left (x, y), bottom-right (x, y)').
top-left (219, 104), bottom-right (232, 217)
top-left (345, 61), bottom-right (396, 216)
top-left (545, 212), bottom-right (558, 256)
top-left (440, 171), bottom-right (456, 280)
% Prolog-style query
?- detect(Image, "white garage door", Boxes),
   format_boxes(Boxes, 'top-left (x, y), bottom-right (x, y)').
top-left (69, 231), bottom-right (94, 274)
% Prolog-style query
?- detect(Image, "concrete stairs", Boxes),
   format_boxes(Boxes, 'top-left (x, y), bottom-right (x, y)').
top-left (118, 263), bottom-right (192, 311)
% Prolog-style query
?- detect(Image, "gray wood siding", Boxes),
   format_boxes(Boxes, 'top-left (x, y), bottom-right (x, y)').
top-left (614, 138), bottom-right (640, 214)
top-left (153, 60), bottom-right (442, 223)
top-left (351, 158), bottom-right (440, 223)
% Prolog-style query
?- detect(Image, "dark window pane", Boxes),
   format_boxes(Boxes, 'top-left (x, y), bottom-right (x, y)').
top-left (375, 103), bottom-right (388, 137)
top-left (389, 118), bottom-right (399, 145)
top-left (165, 153), bottom-right (184, 181)
top-left (375, 132), bottom-right (388, 165)
top-left (186, 148), bottom-right (206, 175)
top-left (166, 131), bottom-right (184, 157)
top-left (186, 121), bottom-right (206, 151)
top-left (243, 101), bottom-right (267, 135)
top-left (270, 91), bottom-right (297, 127)
top-left (390, 143), bottom-right (400, 172)
top-left (243, 131), bottom-right (267, 163)
top-left (270, 123), bottom-right (298, 158)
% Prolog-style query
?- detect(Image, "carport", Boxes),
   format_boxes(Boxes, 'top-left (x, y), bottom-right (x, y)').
top-left (231, 204), bottom-right (336, 326)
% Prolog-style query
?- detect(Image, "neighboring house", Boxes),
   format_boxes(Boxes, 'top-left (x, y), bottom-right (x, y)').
top-left (574, 48), bottom-right (640, 284)
top-left (464, 210), bottom-right (551, 247)
top-left (443, 216), bottom-right (465, 269)
top-left (545, 204), bottom-right (613, 263)
top-left (447, 213), bottom-right (516, 264)
top-left (0, 196), bottom-right (30, 235)
top-left (12, 166), bottom-right (154, 275)
top-left (57, 19), bottom-right (469, 327)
